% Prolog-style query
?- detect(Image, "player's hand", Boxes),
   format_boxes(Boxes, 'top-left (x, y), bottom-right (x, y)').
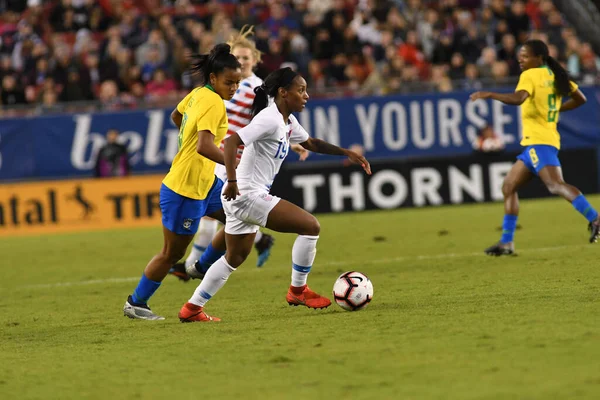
top-left (470, 91), bottom-right (491, 101)
top-left (223, 182), bottom-right (240, 201)
top-left (346, 150), bottom-right (372, 175)
top-left (292, 145), bottom-right (310, 161)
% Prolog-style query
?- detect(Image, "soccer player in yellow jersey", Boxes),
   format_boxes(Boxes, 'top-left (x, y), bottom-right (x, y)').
top-left (470, 40), bottom-right (600, 256)
top-left (123, 44), bottom-right (242, 320)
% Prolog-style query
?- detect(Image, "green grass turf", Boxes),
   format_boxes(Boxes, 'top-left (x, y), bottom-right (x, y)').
top-left (1, 196), bottom-right (600, 400)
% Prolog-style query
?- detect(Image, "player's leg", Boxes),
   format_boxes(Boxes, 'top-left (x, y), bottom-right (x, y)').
top-left (197, 167), bottom-right (226, 265)
top-left (186, 217), bottom-right (220, 267)
top-left (168, 180), bottom-right (227, 282)
top-left (174, 178), bottom-right (230, 280)
top-left (538, 165), bottom-right (600, 243)
top-left (124, 226), bottom-right (195, 320)
top-left (183, 227), bottom-right (227, 279)
top-left (485, 159), bottom-right (534, 256)
top-left (169, 217), bottom-right (221, 281)
top-left (125, 184), bottom-right (207, 319)
top-left (179, 222), bottom-right (257, 322)
top-left (266, 199), bottom-right (331, 309)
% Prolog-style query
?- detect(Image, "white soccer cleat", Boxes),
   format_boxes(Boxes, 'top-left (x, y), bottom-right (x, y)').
top-left (185, 261), bottom-right (206, 280)
top-left (123, 296), bottom-right (165, 320)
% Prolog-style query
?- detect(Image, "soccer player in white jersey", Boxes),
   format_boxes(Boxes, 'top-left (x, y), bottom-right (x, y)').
top-left (178, 67), bottom-right (371, 322)
top-left (169, 27), bottom-right (309, 282)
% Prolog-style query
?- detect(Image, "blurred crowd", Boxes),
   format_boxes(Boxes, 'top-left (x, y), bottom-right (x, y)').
top-left (0, 0), bottom-right (599, 114)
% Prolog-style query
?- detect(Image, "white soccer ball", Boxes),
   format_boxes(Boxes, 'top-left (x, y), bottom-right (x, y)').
top-left (332, 271), bottom-right (374, 311)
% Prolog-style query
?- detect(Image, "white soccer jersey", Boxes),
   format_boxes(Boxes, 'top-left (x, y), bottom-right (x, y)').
top-left (214, 74), bottom-right (262, 182)
top-left (222, 74), bottom-right (262, 159)
top-left (236, 103), bottom-right (310, 192)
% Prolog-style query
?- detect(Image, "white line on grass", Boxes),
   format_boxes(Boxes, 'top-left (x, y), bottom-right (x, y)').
top-left (13, 243), bottom-right (591, 290)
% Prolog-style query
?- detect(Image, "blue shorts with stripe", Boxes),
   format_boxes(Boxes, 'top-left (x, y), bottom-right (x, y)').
top-left (516, 145), bottom-right (561, 175)
top-left (159, 178), bottom-right (224, 235)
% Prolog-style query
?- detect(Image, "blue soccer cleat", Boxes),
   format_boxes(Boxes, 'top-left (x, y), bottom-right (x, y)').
top-left (255, 233), bottom-right (275, 267)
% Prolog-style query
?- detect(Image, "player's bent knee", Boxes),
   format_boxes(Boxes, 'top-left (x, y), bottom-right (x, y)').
top-left (546, 182), bottom-right (564, 195)
top-left (226, 252), bottom-right (249, 268)
top-left (163, 247), bottom-right (186, 264)
top-left (302, 216), bottom-right (320, 236)
top-left (502, 181), bottom-right (516, 197)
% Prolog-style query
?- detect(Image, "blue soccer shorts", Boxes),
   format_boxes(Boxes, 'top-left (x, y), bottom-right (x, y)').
top-left (159, 178), bottom-right (224, 235)
top-left (516, 145), bottom-right (561, 175)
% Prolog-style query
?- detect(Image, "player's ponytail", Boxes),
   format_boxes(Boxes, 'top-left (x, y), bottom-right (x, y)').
top-left (251, 67), bottom-right (299, 118)
top-left (545, 56), bottom-right (571, 97)
top-left (189, 43), bottom-right (241, 86)
top-left (524, 39), bottom-right (572, 97)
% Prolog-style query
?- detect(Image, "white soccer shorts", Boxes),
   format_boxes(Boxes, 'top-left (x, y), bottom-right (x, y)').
top-left (222, 190), bottom-right (281, 235)
top-left (214, 164), bottom-right (227, 183)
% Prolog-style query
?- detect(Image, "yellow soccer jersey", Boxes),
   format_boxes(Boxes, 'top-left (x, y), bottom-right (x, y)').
top-left (516, 66), bottom-right (578, 149)
top-left (163, 86), bottom-right (228, 199)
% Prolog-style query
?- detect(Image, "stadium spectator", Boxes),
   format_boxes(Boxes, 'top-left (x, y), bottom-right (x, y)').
top-left (95, 128), bottom-right (130, 178)
top-left (145, 68), bottom-right (177, 102)
top-left (448, 52), bottom-right (466, 80)
top-left (1, 74), bottom-right (26, 105)
top-left (507, 0), bottom-right (530, 43)
top-left (497, 33), bottom-right (519, 76)
top-left (462, 63), bottom-right (483, 90)
top-left (477, 46), bottom-right (498, 79)
top-left (59, 67), bottom-right (93, 102)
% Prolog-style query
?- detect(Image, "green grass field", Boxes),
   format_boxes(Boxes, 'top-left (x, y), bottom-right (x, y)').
top-left (1, 196), bottom-right (600, 400)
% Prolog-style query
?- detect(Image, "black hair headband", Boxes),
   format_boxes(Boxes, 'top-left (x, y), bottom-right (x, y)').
top-left (280, 68), bottom-right (298, 88)
top-left (257, 68), bottom-right (299, 94)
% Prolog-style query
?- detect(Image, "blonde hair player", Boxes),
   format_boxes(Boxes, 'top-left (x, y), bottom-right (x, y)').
top-left (169, 26), bottom-right (309, 283)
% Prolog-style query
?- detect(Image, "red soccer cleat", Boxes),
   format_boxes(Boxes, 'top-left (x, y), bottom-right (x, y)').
top-left (178, 302), bottom-right (221, 322)
top-left (286, 285), bottom-right (331, 309)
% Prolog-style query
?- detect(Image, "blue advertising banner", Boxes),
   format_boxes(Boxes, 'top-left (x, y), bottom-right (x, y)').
top-left (1, 87), bottom-right (599, 181)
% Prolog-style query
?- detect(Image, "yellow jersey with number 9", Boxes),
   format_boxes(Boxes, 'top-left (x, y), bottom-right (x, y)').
top-left (162, 86), bottom-right (228, 200)
top-left (515, 66), bottom-right (578, 150)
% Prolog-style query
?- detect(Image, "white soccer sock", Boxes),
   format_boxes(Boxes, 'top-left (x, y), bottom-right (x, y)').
top-left (291, 235), bottom-right (319, 287)
top-left (188, 256), bottom-right (236, 307)
top-left (253, 230), bottom-right (263, 244)
top-left (185, 218), bottom-right (220, 267)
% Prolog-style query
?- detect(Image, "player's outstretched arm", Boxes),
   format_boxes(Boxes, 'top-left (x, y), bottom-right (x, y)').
top-left (196, 130), bottom-right (225, 165)
top-left (560, 89), bottom-right (587, 112)
top-left (470, 90), bottom-right (529, 105)
top-left (300, 138), bottom-right (371, 174)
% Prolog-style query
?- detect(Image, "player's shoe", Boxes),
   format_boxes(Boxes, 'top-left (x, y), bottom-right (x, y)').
top-left (168, 263), bottom-right (191, 282)
top-left (255, 233), bottom-right (275, 267)
top-left (588, 217), bottom-right (600, 243)
top-left (286, 285), bottom-right (331, 309)
top-left (185, 261), bottom-right (206, 280)
top-left (484, 241), bottom-right (515, 256)
top-left (178, 302), bottom-right (221, 322)
top-left (123, 295), bottom-right (165, 320)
